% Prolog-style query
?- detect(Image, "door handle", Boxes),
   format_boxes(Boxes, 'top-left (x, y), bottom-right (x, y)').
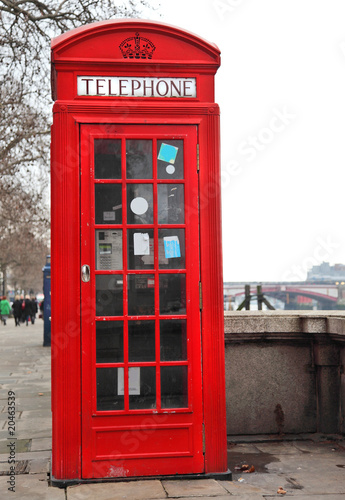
top-left (81, 264), bottom-right (90, 283)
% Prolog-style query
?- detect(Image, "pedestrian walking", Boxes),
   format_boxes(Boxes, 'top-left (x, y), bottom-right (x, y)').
top-left (12, 295), bottom-right (22, 326)
top-left (24, 295), bottom-right (32, 326)
top-left (0, 295), bottom-right (11, 325)
top-left (30, 296), bottom-right (38, 325)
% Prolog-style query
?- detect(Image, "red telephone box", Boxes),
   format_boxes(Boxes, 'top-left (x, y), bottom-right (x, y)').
top-left (51, 19), bottom-right (228, 483)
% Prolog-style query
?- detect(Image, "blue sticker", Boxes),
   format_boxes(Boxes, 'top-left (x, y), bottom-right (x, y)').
top-left (164, 236), bottom-right (181, 259)
top-left (158, 143), bottom-right (178, 164)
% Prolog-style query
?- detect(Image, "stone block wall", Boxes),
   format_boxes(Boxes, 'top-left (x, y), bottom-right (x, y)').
top-left (224, 311), bottom-right (345, 435)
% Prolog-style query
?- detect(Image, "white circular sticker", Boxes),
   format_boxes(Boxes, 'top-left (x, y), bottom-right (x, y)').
top-left (130, 197), bottom-right (149, 215)
top-left (166, 164), bottom-right (175, 175)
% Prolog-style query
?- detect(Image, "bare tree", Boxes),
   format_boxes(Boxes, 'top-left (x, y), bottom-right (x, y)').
top-left (0, 0), bottom-right (156, 292)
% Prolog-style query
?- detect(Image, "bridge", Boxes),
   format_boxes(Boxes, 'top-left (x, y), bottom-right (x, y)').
top-left (224, 281), bottom-right (345, 310)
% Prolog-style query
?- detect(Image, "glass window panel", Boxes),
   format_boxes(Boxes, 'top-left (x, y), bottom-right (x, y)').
top-left (96, 230), bottom-right (122, 270)
top-left (126, 140), bottom-right (152, 179)
top-left (127, 184), bottom-right (153, 225)
top-left (128, 320), bottom-right (155, 362)
top-left (157, 140), bottom-right (184, 179)
top-left (94, 139), bottom-right (121, 179)
top-left (96, 275), bottom-right (123, 317)
top-left (158, 184), bottom-right (184, 224)
top-left (160, 320), bottom-right (187, 361)
top-left (127, 229), bottom-right (154, 270)
top-left (128, 275), bottom-right (155, 316)
top-left (159, 274), bottom-right (186, 315)
top-left (95, 184), bottom-right (122, 225)
top-left (161, 366), bottom-right (188, 408)
top-left (96, 368), bottom-right (124, 411)
top-left (158, 229), bottom-right (185, 269)
top-left (96, 321), bottom-right (123, 363)
top-left (129, 367), bottom-right (156, 409)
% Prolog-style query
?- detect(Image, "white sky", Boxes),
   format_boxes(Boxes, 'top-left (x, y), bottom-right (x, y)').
top-left (147, 0), bottom-right (345, 282)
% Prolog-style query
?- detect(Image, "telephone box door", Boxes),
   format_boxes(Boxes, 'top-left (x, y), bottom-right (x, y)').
top-left (80, 124), bottom-right (203, 478)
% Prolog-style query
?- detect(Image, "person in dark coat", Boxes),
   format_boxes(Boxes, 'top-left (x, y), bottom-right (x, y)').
top-left (30, 296), bottom-right (38, 324)
top-left (12, 295), bottom-right (22, 326)
top-left (24, 295), bottom-right (32, 326)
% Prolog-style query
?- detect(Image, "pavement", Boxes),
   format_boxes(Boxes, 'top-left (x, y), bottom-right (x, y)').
top-left (0, 320), bottom-right (345, 499)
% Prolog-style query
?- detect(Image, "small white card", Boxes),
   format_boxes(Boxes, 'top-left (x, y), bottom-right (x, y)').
top-left (133, 233), bottom-right (150, 255)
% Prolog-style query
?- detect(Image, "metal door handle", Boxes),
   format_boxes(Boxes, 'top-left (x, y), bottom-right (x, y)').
top-left (81, 264), bottom-right (90, 283)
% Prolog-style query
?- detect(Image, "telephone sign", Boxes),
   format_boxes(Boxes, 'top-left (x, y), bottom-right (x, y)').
top-left (77, 76), bottom-right (197, 97)
top-left (51, 19), bottom-right (228, 484)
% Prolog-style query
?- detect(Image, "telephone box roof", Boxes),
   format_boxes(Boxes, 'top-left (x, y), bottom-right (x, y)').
top-left (51, 18), bottom-right (220, 69)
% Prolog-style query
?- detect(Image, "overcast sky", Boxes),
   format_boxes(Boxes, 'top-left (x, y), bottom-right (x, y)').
top-left (147, 0), bottom-right (345, 282)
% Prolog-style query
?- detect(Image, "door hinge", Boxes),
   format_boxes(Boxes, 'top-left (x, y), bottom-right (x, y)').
top-left (199, 281), bottom-right (202, 310)
top-left (197, 144), bottom-right (200, 172)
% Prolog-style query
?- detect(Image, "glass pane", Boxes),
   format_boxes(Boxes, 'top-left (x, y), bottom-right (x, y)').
top-left (128, 320), bottom-right (155, 361)
top-left (160, 320), bottom-right (187, 361)
top-left (96, 321), bottom-right (123, 363)
top-left (127, 229), bottom-right (154, 270)
top-left (159, 274), bottom-right (186, 315)
top-left (97, 368), bottom-right (124, 411)
top-left (96, 275), bottom-right (123, 316)
top-left (158, 184), bottom-right (184, 224)
top-left (94, 139), bottom-right (121, 179)
top-left (96, 230), bottom-right (122, 270)
top-left (158, 229), bottom-right (185, 269)
top-left (126, 140), bottom-right (152, 179)
top-left (157, 140), bottom-right (183, 179)
top-left (95, 184), bottom-right (122, 225)
top-left (129, 367), bottom-right (156, 409)
top-left (128, 275), bottom-right (155, 316)
top-left (161, 366), bottom-right (188, 408)
top-left (127, 184), bottom-right (153, 224)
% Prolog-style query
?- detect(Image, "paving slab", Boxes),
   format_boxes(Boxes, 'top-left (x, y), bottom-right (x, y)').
top-left (293, 440), bottom-right (344, 454)
top-left (162, 479), bottom-right (228, 497)
top-left (1, 400), bottom-right (51, 411)
top-left (30, 437), bottom-right (51, 451)
top-left (0, 474), bottom-right (64, 500)
top-left (19, 409), bottom-right (52, 420)
top-left (254, 442), bottom-right (303, 455)
top-left (0, 438), bottom-right (31, 454)
top-left (164, 498), bottom-right (233, 500)
top-left (222, 475), bottom-right (291, 496)
top-left (29, 458), bottom-right (50, 474)
top-left (5, 417), bottom-right (52, 434)
top-left (228, 443), bottom-right (262, 454)
top-left (67, 479), bottom-right (167, 499)
top-left (0, 450), bottom-right (50, 462)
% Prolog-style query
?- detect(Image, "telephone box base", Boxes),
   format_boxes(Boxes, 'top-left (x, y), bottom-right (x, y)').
top-left (50, 470), bottom-right (232, 488)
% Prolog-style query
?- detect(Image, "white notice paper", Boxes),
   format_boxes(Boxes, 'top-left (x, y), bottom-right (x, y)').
top-left (103, 211), bottom-right (115, 221)
top-left (118, 367), bottom-right (140, 396)
top-left (133, 233), bottom-right (150, 255)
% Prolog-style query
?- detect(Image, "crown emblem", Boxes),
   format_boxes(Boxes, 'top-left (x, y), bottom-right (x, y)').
top-left (119, 32), bottom-right (156, 60)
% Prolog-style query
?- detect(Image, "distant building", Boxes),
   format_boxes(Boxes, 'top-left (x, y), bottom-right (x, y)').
top-left (307, 262), bottom-right (345, 282)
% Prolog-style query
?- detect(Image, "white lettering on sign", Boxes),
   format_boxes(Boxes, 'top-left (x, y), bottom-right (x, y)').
top-left (77, 76), bottom-right (197, 98)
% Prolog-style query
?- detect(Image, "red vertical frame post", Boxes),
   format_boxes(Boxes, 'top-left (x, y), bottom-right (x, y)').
top-left (51, 106), bottom-right (81, 479)
top-left (199, 109), bottom-right (227, 473)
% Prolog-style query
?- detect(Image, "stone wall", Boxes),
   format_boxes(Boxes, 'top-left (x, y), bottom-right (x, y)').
top-left (224, 311), bottom-right (345, 435)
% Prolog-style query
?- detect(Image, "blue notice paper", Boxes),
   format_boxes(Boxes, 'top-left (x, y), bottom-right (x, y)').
top-left (158, 143), bottom-right (178, 164)
top-left (163, 236), bottom-right (181, 259)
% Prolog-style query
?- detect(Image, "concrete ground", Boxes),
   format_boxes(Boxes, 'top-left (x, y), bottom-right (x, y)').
top-left (0, 320), bottom-right (345, 499)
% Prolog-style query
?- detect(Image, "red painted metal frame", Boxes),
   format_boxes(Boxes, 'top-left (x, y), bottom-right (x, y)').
top-left (51, 19), bottom-right (226, 481)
